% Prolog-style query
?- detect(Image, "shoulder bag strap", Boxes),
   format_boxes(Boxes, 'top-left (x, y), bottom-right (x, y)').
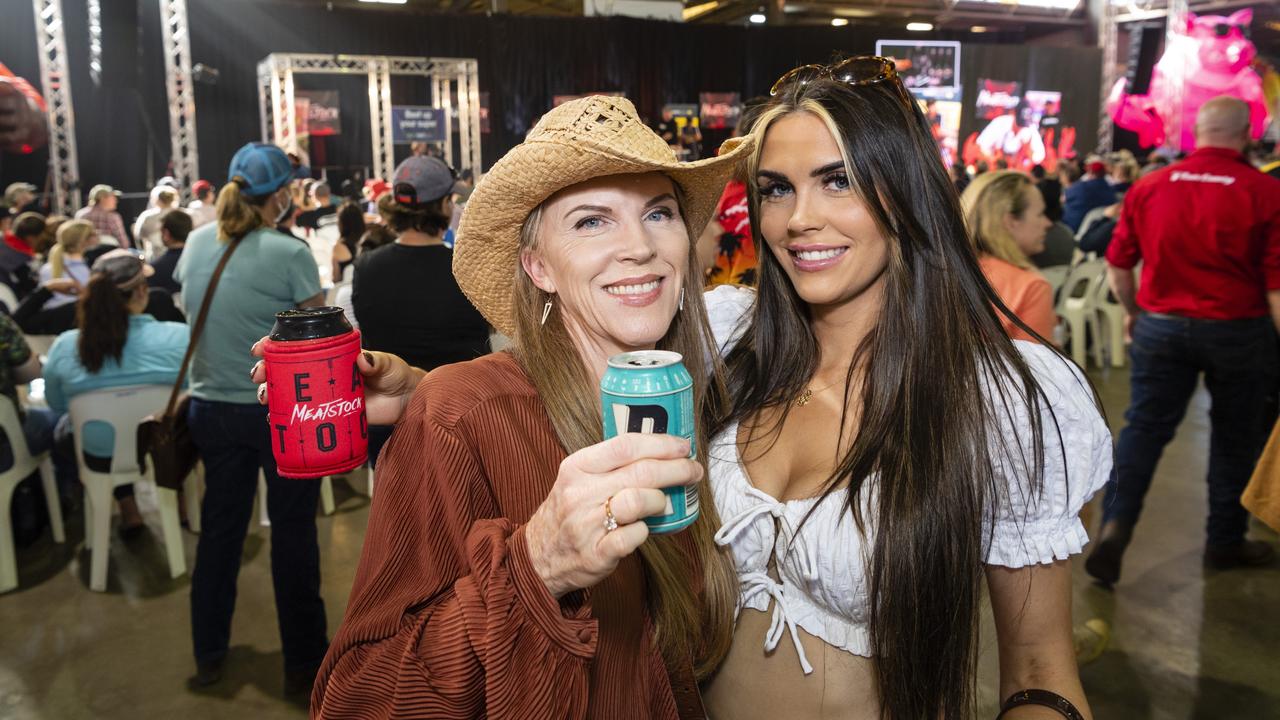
top-left (161, 232), bottom-right (246, 418)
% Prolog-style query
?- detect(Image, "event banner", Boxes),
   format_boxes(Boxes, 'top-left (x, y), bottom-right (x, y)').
top-left (965, 79), bottom-right (1075, 172)
top-left (699, 92), bottom-right (742, 130)
top-left (391, 106), bottom-right (447, 144)
top-left (295, 90), bottom-right (341, 137)
top-left (876, 40), bottom-right (961, 101)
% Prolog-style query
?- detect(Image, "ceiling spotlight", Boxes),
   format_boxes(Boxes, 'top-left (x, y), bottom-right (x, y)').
top-left (357, 0), bottom-right (408, 4)
top-left (749, 12), bottom-right (766, 23)
top-left (831, 17), bottom-right (849, 26)
top-left (970, 25), bottom-right (989, 32)
top-left (906, 22), bottom-right (934, 31)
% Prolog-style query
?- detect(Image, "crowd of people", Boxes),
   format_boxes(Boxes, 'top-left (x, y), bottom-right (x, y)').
top-left (2, 56), bottom-right (1278, 720)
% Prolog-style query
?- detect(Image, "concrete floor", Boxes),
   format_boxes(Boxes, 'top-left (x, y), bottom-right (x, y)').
top-left (1, 365), bottom-right (1277, 720)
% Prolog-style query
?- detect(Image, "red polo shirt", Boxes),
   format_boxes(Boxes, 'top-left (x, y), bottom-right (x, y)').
top-left (1106, 147), bottom-right (1280, 320)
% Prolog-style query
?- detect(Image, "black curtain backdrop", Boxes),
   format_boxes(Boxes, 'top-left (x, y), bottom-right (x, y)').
top-left (2, 0), bottom-right (1104, 204)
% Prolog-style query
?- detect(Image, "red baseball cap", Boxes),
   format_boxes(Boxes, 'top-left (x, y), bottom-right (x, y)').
top-left (364, 178), bottom-right (391, 200)
top-left (1087, 161), bottom-right (1107, 175)
top-left (191, 179), bottom-right (213, 196)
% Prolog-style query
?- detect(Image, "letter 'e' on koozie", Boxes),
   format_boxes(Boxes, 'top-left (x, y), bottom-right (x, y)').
top-left (263, 307), bottom-right (368, 478)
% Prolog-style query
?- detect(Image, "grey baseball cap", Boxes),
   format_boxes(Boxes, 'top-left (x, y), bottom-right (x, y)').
top-left (89, 184), bottom-right (122, 203)
top-left (4, 182), bottom-right (36, 205)
top-left (391, 156), bottom-right (455, 207)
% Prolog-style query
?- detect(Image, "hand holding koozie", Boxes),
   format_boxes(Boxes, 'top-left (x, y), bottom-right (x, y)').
top-left (263, 307), bottom-right (369, 478)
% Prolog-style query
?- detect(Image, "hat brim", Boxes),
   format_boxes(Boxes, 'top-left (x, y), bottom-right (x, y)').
top-left (454, 135), bottom-right (753, 338)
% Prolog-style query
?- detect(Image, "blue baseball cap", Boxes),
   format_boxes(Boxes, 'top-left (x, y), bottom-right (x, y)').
top-left (227, 142), bottom-right (294, 197)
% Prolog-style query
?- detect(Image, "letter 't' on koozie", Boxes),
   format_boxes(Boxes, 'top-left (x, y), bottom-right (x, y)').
top-left (263, 307), bottom-right (368, 478)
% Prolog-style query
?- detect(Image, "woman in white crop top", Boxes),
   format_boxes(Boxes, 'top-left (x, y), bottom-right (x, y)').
top-left (698, 62), bottom-right (1111, 720)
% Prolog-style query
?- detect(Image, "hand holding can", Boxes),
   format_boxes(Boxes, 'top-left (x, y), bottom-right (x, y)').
top-left (263, 307), bottom-right (369, 478)
top-left (600, 350), bottom-right (699, 534)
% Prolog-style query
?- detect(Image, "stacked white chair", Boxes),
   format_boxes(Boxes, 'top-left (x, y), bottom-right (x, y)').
top-left (1092, 269), bottom-right (1127, 368)
top-left (0, 396), bottom-right (65, 593)
top-left (69, 385), bottom-right (191, 592)
top-left (1056, 259), bottom-right (1107, 369)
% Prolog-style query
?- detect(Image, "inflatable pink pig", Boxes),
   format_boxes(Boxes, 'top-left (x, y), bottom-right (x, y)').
top-left (1108, 9), bottom-right (1268, 152)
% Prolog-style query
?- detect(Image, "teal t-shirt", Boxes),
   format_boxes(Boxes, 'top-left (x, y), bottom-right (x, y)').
top-left (176, 225), bottom-right (322, 404)
top-left (44, 314), bottom-right (190, 457)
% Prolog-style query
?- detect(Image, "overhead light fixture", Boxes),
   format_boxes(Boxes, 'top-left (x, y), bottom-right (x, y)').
top-left (358, 0), bottom-right (407, 4)
top-left (906, 22), bottom-right (934, 31)
top-left (831, 17), bottom-right (849, 26)
top-left (683, 0), bottom-right (719, 21)
top-left (749, 12), bottom-right (766, 23)
top-left (970, 25), bottom-right (990, 32)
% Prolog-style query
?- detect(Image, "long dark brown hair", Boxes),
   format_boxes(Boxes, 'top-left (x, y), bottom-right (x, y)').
top-left (713, 77), bottom-right (1077, 718)
top-left (77, 275), bottom-right (140, 373)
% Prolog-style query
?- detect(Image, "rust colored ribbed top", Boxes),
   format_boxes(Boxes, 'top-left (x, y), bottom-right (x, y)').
top-left (311, 351), bottom-right (705, 719)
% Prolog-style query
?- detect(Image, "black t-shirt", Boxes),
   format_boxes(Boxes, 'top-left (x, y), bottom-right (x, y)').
top-left (296, 205), bottom-right (337, 230)
top-left (148, 246), bottom-right (183, 294)
top-left (653, 121), bottom-right (676, 145)
top-left (351, 243), bottom-right (490, 371)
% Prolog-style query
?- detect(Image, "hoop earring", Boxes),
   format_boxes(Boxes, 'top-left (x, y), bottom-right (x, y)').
top-left (679, 287), bottom-right (685, 312)
top-left (540, 299), bottom-right (553, 326)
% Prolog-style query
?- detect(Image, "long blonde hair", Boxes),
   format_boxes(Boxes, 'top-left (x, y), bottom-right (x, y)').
top-left (49, 219), bottom-right (94, 279)
top-left (960, 170), bottom-right (1036, 270)
top-left (215, 178), bottom-right (268, 242)
top-left (510, 189), bottom-right (737, 679)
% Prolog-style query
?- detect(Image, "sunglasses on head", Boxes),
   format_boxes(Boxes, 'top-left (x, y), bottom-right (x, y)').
top-left (770, 55), bottom-right (912, 105)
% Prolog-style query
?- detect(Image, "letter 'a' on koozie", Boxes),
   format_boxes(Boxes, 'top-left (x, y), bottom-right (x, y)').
top-left (263, 307), bottom-right (368, 478)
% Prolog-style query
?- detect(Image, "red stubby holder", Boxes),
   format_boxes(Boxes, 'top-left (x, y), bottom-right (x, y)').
top-left (263, 307), bottom-right (368, 479)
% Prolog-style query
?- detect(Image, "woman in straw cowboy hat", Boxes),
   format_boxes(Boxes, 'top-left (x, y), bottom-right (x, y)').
top-left (313, 60), bottom-right (1112, 720)
top-left (305, 96), bottom-right (753, 718)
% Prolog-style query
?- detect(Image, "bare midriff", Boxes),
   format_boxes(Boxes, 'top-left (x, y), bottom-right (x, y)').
top-left (701, 597), bottom-right (882, 720)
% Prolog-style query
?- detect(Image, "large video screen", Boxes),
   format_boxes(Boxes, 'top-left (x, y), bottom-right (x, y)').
top-left (875, 40), bottom-right (961, 101)
top-left (964, 79), bottom-right (1076, 172)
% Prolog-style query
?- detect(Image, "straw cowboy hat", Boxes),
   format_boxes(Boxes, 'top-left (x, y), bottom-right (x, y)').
top-left (453, 95), bottom-right (754, 337)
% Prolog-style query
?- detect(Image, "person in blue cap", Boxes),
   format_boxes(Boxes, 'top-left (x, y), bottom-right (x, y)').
top-left (175, 142), bottom-right (329, 696)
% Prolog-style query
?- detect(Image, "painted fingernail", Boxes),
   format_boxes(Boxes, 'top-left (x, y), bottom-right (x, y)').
top-left (250, 361), bottom-right (262, 379)
top-left (257, 384), bottom-right (267, 403)
top-left (363, 351), bottom-right (375, 367)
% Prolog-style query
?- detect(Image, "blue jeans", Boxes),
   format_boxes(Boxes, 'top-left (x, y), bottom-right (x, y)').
top-left (187, 398), bottom-right (328, 672)
top-left (1103, 313), bottom-right (1279, 546)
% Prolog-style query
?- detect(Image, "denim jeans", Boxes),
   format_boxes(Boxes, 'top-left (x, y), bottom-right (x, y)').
top-left (1103, 313), bottom-right (1279, 546)
top-left (187, 398), bottom-right (328, 672)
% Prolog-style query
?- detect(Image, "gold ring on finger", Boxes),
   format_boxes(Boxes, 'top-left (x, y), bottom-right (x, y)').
top-left (604, 495), bottom-right (619, 533)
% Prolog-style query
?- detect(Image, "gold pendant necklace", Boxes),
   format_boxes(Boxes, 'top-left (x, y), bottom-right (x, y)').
top-left (794, 379), bottom-right (842, 408)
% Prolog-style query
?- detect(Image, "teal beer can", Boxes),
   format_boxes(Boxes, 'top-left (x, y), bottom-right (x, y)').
top-left (601, 350), bottom-right (699, 534)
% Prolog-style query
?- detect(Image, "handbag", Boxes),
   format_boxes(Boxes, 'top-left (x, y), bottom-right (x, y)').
top-left (137, 233), bottom-right (243, 489)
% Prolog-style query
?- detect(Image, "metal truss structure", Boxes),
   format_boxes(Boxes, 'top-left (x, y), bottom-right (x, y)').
top-left (32, 0), bottom-right (82, 214)
top-left (159, 0), bottom-right (200, 198)
top-left (257, 53), bottom-right (482, 181)
top-left (1096, 0), bottom-right (1118, 153)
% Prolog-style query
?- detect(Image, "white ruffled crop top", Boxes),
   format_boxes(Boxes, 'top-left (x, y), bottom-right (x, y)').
top-left (703, 285), bottom-right (1113, 674)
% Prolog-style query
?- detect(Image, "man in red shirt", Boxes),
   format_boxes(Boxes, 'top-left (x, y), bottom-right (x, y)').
top-left (1087, 97), bottom-right (1280, 585)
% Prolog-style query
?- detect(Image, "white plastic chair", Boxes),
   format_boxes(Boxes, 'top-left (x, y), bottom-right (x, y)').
top-left (1092, 270), bottom-right (1127, 368)
top-left (24, 335), bottom-right (58, 359)
top-left (1038, 265), bottom-right (1071, 304)
top-left (69, 385), bottom-right (188, 591)
top-left (0, 397), bottom-right (65, 593)
top-left (0, 284), bottom-right (18, 315)
top-left (1056, 259), bottom-right (1107, 369)
top-left (256, 471), bottom-right (335, 527)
